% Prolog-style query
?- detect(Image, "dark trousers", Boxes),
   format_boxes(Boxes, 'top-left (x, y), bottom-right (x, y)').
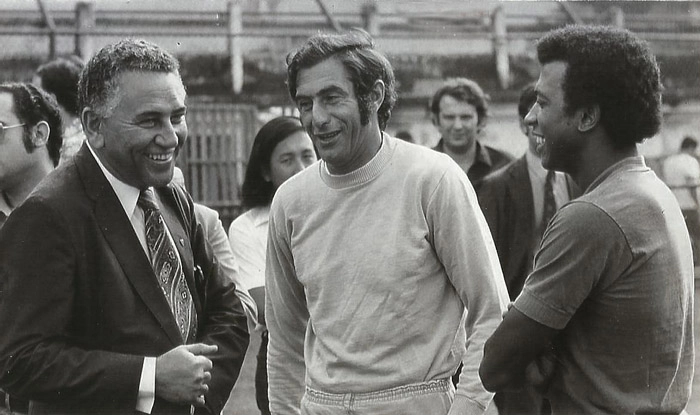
top-left (256, 331), bottom-right (271, 415)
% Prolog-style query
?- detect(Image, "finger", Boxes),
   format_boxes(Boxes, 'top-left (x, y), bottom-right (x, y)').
top-left (201, 371), bottom-right (212, 383)
top-left (193, 355), bottom-right (214, 370)
top-left (186, 343), bottom-right (218, 355)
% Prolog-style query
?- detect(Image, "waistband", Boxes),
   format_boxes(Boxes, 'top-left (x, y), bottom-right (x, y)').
top-left (304, 378), bottom-right (452, 406)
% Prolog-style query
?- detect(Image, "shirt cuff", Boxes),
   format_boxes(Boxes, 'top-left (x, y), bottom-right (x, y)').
top-left (136, 357), bottom-right (156, 413)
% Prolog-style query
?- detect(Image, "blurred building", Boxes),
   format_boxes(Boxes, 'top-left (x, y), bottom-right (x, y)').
top-left (2, 0), bottom-right (698, 223)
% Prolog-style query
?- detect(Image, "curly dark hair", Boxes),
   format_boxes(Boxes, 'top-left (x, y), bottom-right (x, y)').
top-left (241, 116), bottom-right (306, 209)
top-left (536, 25), bottom-right (662, 148)
top-left (35, 56), bottom-right (84, 117)
top-left (429, 77), bottom-right (490, 125)
top-left (78, 38), bottom-right (180, 118)
top-left (0, 83), bottom-right (63, 166)
top-left (286, 28), bottom-right (397, 130)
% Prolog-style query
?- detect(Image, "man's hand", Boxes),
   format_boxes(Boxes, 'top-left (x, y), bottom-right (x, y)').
top-left (155, 343), bottom-right (218, 407)
top-left (524, 347), bottom-right (558, 394)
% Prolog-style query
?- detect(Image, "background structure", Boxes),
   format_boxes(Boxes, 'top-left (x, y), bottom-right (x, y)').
top-left (0, 2), bottom-right (698, 413)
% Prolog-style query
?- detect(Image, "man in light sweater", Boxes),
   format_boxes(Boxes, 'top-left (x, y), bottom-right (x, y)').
top-left (266, 28), bottom-right (509, 415)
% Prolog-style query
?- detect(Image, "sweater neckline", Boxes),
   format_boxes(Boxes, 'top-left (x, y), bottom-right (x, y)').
top-left (320, 134), bottom-right (394, 189)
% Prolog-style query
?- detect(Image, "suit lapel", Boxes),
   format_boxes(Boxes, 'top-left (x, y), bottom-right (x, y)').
top-left (75, 145), bottom-right (184, 345)
top-left (508, 157), bottom-right (535, 238)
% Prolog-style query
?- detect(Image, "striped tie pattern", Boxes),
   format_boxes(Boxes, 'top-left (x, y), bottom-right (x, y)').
top-left (138, 188), bottom-right (196, 342)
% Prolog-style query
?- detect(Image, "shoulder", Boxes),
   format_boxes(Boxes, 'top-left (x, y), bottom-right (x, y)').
top-left (481, 157), bottom-right (524, 186)
top-left (483, 144), bottom-right (515, 166)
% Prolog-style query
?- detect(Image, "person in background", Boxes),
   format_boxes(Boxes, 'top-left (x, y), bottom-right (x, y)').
top-left (0, 82), bottom-right (63, 414)
top-left (171, 166), bottom-right (257, 326)
top-left (663, 135), bottom-right (700, 263)
top-left (0, 38), bottom-right (249, 414)
top-left (0, 83), bottom-right (62, 230)
top-left (478, 83), bottom-right (579, 415)
top-left (430, 77), bottom-right (512, 190)
top-left (267, 29), bottom-right (508, 415)
top-left (480, 25), bottom-right (694, 414)
top-left (228, 116), bottom-right (317, 415)
top-left (33, 55), bottom-right (85, 164)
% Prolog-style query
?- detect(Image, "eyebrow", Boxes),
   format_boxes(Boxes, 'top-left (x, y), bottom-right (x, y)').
top-left (296, 85), bottom-right (346, 101)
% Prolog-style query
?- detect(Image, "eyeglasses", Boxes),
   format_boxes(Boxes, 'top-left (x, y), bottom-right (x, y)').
top-left (0, 123), bottom-right (26, 140)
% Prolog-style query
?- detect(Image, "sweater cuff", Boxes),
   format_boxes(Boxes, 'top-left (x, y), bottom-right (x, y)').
top-left (449, 394), bottom-right (487, 415)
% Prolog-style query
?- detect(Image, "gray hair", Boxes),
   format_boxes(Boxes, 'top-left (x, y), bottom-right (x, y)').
top-left (78, 38), bottom-right (181, 117)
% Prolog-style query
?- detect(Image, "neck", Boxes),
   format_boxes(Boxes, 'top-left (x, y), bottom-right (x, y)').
top-left (443, 139), bottom-right (477, 170)
top-left (571, 139), bottom-right (638, 191)
top-left (2, 154), bottom-right (54, 208)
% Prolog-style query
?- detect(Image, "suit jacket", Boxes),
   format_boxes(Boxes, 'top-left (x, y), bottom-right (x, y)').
top-left (478, 155), bottom-right (580, 300)
top-left (0, 145), bottom-right (249, 414)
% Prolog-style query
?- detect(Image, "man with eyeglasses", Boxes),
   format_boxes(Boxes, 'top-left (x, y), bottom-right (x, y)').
top-left (0, 84), bottom-right (62, 413)
top-left (0, 83), bottom-right (62, 230)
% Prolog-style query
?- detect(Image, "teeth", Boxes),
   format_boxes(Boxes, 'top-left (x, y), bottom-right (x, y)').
top-left (148, 154), bottom-right (172, 161)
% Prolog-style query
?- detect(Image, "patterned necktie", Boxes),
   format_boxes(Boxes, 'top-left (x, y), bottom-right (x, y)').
top-left (138, 188), bottom-right (196, 342)
top-left (540, 170), bottom-right (557, 237)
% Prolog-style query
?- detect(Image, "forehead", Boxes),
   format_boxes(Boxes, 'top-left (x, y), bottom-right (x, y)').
top-left (439, 94), bottom-right (477, 114)
top-left (273, 130), bottom-right (313, 154)
top-left (112, 71), bottom-right (186, 111)
top-left (0, 92), bottom-right (17, 119)
top-left (536, 61), bottom-right (567, 96)
top-left (295, 58), bottom-right (353, 97)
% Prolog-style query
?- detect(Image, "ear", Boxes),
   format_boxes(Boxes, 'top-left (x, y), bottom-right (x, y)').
top-left (82, 107), bottom-right (105, 148)
top-left (368, 79), bottom-right (385, 112)
top-left (30, 121), bottom-right (50, 148)
top-left (577, 104), bottom-right (600, 133)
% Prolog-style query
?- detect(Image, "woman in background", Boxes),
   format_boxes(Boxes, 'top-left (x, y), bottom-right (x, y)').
top-left (228, 116), bottom-right (317, 415)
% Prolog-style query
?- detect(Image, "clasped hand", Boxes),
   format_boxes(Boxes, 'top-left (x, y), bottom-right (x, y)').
top-left (156, 343), bottom-right (218, 407)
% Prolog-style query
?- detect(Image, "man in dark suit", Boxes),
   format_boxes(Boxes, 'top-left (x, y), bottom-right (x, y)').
top-left (478, 84), bottom-right (578, 415)
top-left (0, 39), bottom-right (249, 415)
top-left (479, 84), bottom-right (578, 301)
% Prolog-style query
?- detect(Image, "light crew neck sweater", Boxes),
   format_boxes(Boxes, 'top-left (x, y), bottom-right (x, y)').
top-left (266, 134), bottom-right (509, 414)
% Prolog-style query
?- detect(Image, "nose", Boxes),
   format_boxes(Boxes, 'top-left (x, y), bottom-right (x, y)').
top-left (290, 157), bottom-right (306, 175)
top-left (453, 118), bottom-right (463, 130)
top-left (524, 103), bottom-right (539, 127)
top-left (311, 103), bottom-right (330, 128)
top-left (156, 120), bottom-right (184, 148)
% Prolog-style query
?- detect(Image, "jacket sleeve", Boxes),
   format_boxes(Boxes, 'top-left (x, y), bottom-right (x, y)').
top-left (0, 198), bottom-right (144, 411)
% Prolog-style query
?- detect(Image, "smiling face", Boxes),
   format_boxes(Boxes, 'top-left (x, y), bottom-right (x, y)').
top-left (90, 71), bottom-right (187, 189)
top-left (265, 130), bottom-right (317, 189)
top-left (294, 57), bottom-right (381, 175)
top-left (525, 61), bottom-right (580, 172)
top-left (433, 94), bottom-right (481, 154)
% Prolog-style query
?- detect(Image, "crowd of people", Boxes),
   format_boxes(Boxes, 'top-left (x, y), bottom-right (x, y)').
top-left (0, 22), bottom-right (695, 415)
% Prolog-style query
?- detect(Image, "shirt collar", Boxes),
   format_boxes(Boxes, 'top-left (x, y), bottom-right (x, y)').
top-left (473, 141), bottom-right (494, 167)
top-left (525, 148), bottom-right (547, 182)
top-left (87, 142), bottom-right (141, 219)
top-left (250, 205), bottom-right (270, 227)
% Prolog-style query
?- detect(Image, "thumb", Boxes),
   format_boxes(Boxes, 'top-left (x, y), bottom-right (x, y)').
top-left (185, 343), bottom-right (218, 355)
